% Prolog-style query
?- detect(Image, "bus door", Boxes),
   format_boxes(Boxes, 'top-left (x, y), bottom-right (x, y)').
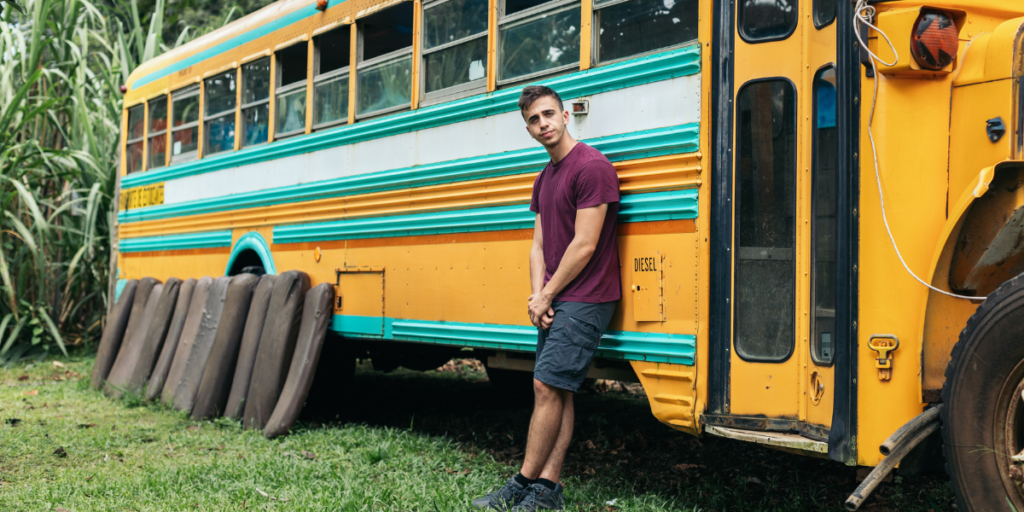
top-left (722, 0), bottom-right (840, 439)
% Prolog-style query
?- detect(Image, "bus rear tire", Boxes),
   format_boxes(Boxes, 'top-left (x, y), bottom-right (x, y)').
top-left (942, 273), bottom-right (1024, 511)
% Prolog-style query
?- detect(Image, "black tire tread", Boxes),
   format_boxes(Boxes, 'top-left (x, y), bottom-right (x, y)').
top-left (940, 272), bottom-right (1024, 512)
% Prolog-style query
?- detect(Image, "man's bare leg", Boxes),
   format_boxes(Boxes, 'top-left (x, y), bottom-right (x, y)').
top-left (538, 392), bottom-right (573, 483)
top-left (520, 379), bottom-right (569, 479)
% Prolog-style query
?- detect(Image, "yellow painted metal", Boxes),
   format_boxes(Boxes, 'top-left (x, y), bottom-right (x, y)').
top-left (334, 269), bottom-right (385, 317)
top-left (486, 0), bottom-right (497, 92)
top-left (119, 153), bottom-right (701, 239)
top-left (630, 253), bottom-right (664, 322)
top-left (410, 0), bottom-right (422, 110)
top-left (305, 38), bottom-right (315, 134)
top-left (580, 0), bottom-right (593, 71)
top-left (875, 7), bottom-right (964, 77)
top-left (633, 363), bottom-right (697, 435)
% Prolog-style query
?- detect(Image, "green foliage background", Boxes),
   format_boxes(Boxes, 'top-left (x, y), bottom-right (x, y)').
top-left (0, 0), bottom-right (274, 366)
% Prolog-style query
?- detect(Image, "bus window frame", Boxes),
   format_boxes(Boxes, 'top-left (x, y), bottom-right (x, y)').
top-left (419, 0), bottom-right (489, 107)
top-left (312, 26), bottom-right (351, 131)
top-left (240, 57), bottom-right (272, 148)
top-left (274, 42), bottom-right (310, 139)
top-left (125, 102), bottom-right (146, 174)
top-left (589, 0), bottom-right (699, 68)
top-left (355, 48), bottom-right (414, 120)
top-left (810, 64), bottom-right (837, 367)
top-left (732, 76), bottom-right (799, 364)
top-left (496, 0), bottom-right (581, 86)
top-left (203, 69), bottom-right (238, 157)
top-left (170, 84), bottom-right (200, 165)
top-left (737, 0), bottom-right (799, 44)
top-left (147, 95), bottom-right (169, 170)
top-left (814, 0), bottom-right (836, 29)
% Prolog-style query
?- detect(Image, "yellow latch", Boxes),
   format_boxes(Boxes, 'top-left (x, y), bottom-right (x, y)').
top-left (868, 334), bottom-right (900, 381)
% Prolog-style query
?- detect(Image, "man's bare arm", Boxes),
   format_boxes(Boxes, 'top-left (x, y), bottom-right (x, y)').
top-left (528, 204), bottom-right (608, 328)
top-left (528, 215), bottom-right (548, 327)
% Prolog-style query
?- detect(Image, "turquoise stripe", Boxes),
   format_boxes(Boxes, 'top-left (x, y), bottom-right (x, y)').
top-left (122, 45), bottom-right (701, 189)
top-left (272, 188), bottom-right (698, 244)
top-left (120, 230), bottom-right (233, 252)
top-left (225, 232), bottom-right (277, 275)
top-left (331, 316), bottom-right (695, 366)
top-left (119, 122), bottom-right (699, 224)
top-left (131, 1), bottom-right (345, 89)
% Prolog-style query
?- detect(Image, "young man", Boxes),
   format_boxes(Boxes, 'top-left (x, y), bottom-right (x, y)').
top-left (472, 86), bottom-right (621, 511)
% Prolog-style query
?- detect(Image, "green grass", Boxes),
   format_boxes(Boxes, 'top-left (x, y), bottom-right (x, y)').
top-left (0, 355), bottom-right (954, 511)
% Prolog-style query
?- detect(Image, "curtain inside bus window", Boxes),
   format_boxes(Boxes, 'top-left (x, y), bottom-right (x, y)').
top-left (275, 44), bottom-right (309, 136)
top-left (314, 26), bottom-right (350, 128)
top-left (594, 0), bottom-right (698, 64)
top-left (171, 85), bottom-right (200, 162)
top-left (126, 104), bottom-right (145, 173)
top-left (242, 58), bottom-right (270, 146)
top-left (812, 68), bottom-right (837, 364)
top-left (147, 97), bottom-right (167, 169)
top-left (357, 3), bottom-right (413, 116)
top-left (423, 0), bottom-right (488, 95)
top-left (734, 79), bottom-right (797, 362)
top-left (499, 4), bottom-right (581, 81)
top-left (739, 0), bottom-right (797, 42)
top-left (204, 70), bottom-right (236, 155)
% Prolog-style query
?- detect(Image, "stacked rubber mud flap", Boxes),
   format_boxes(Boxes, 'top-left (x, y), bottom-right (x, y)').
top-left (90, 270), bottom-right (335, 439)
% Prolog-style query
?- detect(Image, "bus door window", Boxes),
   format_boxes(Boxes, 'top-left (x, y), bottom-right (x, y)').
top-left (170, 85), bottom-right (200, 163)
top-left (421, 0), bottom-right (488, 104)
top-left (734, 79), bottom-right (797, 362)
top-left (811, 67), bottom-right (837, 365)
top-left (147, 96), bottom-right (168, 170)
top-left (814, 0), bottom-right (835, 28)
top-left (356, 2), bottom-right (414, 118)
top-left (498, 0), bottom-right (580, 84)
top-left (739, 0), bottom-right (797, 43)
top-left (275, 43), bottom-right (309, 138)
top-left (241, 58), bottom-right (271, 147)
top-left (204, 70), bottom-right (237, 156)
top-left (125, 104), bottom-right (145, 174)
top-left (592, 0), bottom-right (698, 66)
top-left (313, 26), bottom-right (351, 130)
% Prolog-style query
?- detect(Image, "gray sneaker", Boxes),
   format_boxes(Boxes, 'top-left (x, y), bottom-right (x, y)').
top-left (511, 482), bottom-right (564, 511)
top-left (471, 476), bottom-right (529, 511)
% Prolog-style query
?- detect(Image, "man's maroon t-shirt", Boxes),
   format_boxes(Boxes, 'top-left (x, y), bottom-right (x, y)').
top-left (529, 143), bottom-right (622, 303)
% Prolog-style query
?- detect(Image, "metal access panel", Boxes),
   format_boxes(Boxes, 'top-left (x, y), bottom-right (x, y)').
top-left (333, 267), bottom-right (384, 336)
top-left (631, 255), bottom-right (664, 322)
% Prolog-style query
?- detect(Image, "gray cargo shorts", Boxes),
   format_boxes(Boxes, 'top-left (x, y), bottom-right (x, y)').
top-left (534, 300), bottom-right (617, 393)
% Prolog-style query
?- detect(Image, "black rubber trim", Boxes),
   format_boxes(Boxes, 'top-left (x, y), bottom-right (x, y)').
top-left (737, 0), bottom-right (799, 44)
top-left (827, 0), bottom-right (860, 465)
top-left (708, 0), bottom-right (736, 415)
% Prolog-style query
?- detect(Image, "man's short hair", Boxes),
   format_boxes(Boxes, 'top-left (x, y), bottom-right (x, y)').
top-left (518, 86), bottom-right (564, 115)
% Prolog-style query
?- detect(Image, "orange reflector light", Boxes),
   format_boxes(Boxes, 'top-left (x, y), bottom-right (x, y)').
top-left (911, 11), bottom-right (958, 71)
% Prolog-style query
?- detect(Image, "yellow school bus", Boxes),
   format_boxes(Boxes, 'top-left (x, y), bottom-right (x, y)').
top-left (114, 0), bottom-right (1024, 507)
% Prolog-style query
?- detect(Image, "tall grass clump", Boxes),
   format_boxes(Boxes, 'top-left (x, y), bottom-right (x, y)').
top-left (0, 0), bottom-right (179, 366)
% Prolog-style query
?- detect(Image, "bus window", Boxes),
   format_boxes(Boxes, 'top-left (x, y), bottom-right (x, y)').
top-left (811, 67), bottom-right (837, 365)
top-left (593, 0), bottom-right (698, 65)
top-left (357, 2), bottom-right (414, 118)
top-left (734, 79), bottom-right (797, 362)
top-left (241, 58), bottom-right (271, 147)
top-left (422, 0), bottom-right (488, 102)
top-left (125, 104), bottom-right (145, 174)
top-left (739, 0), bottom-right (797, 43)
top-left (275, 43), bottom-right (308, 138)
top-left (204, 70), bottom-right (237, 156)
top-left (170, 85), bottom-right (200, 163)
top-left (147, 96), bottom-right (168, 169)
top-left (498, 0), bottom-right (580, 83)
top-left (313, 25), bottom-right (351, 129)
top-left (814, 0), bottom-right (835, 28)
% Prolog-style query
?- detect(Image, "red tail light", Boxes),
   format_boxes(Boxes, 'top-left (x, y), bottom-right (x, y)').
top-left (911, 11), bottom-right (958, 71)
